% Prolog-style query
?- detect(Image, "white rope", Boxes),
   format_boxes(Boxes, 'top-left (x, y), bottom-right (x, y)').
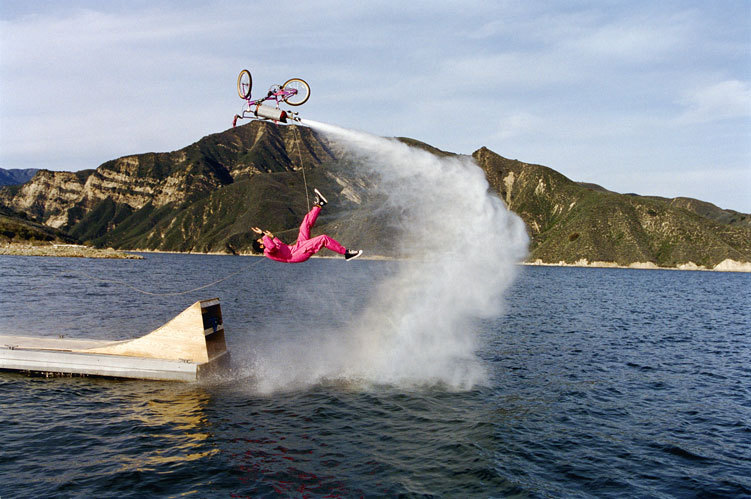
top-left (293, 124), bottom-right (310, 211)
top-left (28, 257), bottom-right (264, 297)
top-left (78, 259), bottom-right (264, 296)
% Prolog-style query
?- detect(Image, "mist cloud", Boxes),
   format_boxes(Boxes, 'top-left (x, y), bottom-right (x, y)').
top-left (244, 121), bottom-right (529, 393)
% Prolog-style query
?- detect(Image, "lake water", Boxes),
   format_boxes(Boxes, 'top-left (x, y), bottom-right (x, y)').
top-left (1, 253), bottom-right (750, 497)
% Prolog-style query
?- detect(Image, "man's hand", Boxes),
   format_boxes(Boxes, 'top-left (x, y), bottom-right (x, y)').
top-left (251, 227), bottom-right (273, 238)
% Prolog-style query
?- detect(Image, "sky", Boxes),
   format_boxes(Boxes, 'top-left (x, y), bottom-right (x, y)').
top-left (1, 1), bottom-right (749, 212)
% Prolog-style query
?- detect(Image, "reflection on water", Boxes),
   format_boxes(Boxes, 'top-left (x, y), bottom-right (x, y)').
top-left (0, 375), bottom-right (219, 496)
top-left (111, 385), bottom-right (217, 472)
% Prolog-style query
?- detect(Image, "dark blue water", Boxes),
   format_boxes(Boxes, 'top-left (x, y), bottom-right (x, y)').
top-left (1, 254), bottom-right (750, 497)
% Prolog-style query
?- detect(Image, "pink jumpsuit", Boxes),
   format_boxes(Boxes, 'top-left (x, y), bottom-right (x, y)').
top-left (261, 205), bottom-right (347, 263)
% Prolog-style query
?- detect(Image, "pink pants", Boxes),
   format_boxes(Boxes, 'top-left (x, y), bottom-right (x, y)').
top-left (289, 205), bottom-right (346, 259)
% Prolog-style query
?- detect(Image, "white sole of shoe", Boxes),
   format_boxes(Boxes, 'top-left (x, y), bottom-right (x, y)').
top-left (345, 250), bottom-right (363, 261)
top-left (313, 188), bottom-right (328, 205)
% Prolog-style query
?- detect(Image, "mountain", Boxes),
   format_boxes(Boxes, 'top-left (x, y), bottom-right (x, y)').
top-left (1, 121), bottom-right (749, 268)
top-left (0, 168), bottom-right (39, 186)
top-left (472, 148), bottom-right (751, 267)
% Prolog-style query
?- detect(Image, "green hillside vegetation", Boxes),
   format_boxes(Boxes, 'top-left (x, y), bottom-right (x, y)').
top-left (0, 206), bottom-right (76, 244)
top-left (665, 197), bottom-right (751, 228)
top-left (473, 147), bottom-right (751, 266)
top-left (68, 197), bottom-right (135, 242)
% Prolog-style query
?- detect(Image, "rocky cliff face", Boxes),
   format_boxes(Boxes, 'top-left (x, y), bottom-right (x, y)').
top-left (1, 170), bottom-right (89, 227)
top-left (1, 121), bottom-right (749, 268)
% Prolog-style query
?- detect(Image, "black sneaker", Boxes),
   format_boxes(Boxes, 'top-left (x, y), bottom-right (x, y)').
top-left (313, 188), bottom-right (328, 207)
top-left (344, 249), bottom-right (362, 261)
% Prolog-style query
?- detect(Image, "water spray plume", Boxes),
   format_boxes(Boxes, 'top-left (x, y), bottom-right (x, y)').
top-left (248, 119), bottom-right (529, 392)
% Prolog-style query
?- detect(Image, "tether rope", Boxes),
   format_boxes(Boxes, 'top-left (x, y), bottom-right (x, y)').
top-left (293, 124), bottom-right (310, 211)
top-left (76, 257), bottom-right (265, 296)
top-left (23, 257), bottom-right (265, 297)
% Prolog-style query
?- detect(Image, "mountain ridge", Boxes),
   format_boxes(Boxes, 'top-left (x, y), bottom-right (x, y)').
top-left (0, 168), bottom-right (39, 187)
top-left (1, 121), bottom-right (749, 269)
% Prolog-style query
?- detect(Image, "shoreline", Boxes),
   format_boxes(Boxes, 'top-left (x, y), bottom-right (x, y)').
top-left (0, 242), bottom-right (143, 260)
top-left (129, 250), bottom-right (751, 272)
top-left (522, 258), bottom-right (751, 273)
top-left (131, 248), bottom-right (394, 261)
top-left (2, 243), bottom-right (748, 272)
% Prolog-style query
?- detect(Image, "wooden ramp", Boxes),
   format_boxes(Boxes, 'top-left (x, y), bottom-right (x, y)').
top-left (0, 298), bottom-right (229, 382)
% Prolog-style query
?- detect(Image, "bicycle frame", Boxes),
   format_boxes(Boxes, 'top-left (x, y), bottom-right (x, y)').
top-left (233, 70), bottom-right (309, 126)
top-left (244, 86), bottom-right (298, 109)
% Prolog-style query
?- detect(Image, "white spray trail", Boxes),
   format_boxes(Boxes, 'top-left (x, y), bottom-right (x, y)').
top-left (248, 120), bottom-right (529, 392)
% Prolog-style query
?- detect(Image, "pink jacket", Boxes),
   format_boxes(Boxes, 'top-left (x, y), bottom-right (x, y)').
top-left (262, 235), bottom-right (298, 263)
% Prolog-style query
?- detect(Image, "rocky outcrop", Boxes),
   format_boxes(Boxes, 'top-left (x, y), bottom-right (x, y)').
top-left (0, 242), bottom-right (142, 259)
top-left (1, 170), bottom-right (89, 227)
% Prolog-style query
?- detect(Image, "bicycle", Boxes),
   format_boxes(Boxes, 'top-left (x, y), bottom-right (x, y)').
top-left (233, 69), bottom-right (310, 126)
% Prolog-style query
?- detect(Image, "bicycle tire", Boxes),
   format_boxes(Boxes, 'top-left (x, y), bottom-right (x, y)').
top-left (237, 69), bottom-right (252, 99)
top-left (282, 78), bottom-right (310, 106)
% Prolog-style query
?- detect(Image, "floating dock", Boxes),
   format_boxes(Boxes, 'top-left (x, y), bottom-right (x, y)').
top-left (0, 298), bottom-right (229, 382)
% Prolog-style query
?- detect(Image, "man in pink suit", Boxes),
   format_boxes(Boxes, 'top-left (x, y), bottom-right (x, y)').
top-left (251, 188), bottom-right (363, 263)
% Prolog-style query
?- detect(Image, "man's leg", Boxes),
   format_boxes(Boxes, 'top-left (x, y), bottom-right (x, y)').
top-left (296, 234), bottom-right (347, 257)
top-left (296, 205), bottom-right (321, 242)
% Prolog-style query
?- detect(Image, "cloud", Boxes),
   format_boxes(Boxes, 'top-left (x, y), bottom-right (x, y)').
top-left (676, 79), bottom-right (751, 124)
top-left (0, 6), bottom-right (253, 167)
top-left (564, 15), bottom-right (691, 64)
top-left (1, 1), bottom-right (750, 211)
top-left (493, 112), bottom-right (545, 141)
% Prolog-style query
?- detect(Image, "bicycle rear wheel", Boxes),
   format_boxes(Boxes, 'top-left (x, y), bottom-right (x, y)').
top-left (237, 69), bottom-right (252, 99)
top-left (282, 78), bottom-right (310, 106)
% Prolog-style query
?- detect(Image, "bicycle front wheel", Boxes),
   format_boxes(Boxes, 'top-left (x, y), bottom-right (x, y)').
top-left (282, 78), bottom-right (310, 106)
top-left (237, 69), bottom-right (252, 99)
